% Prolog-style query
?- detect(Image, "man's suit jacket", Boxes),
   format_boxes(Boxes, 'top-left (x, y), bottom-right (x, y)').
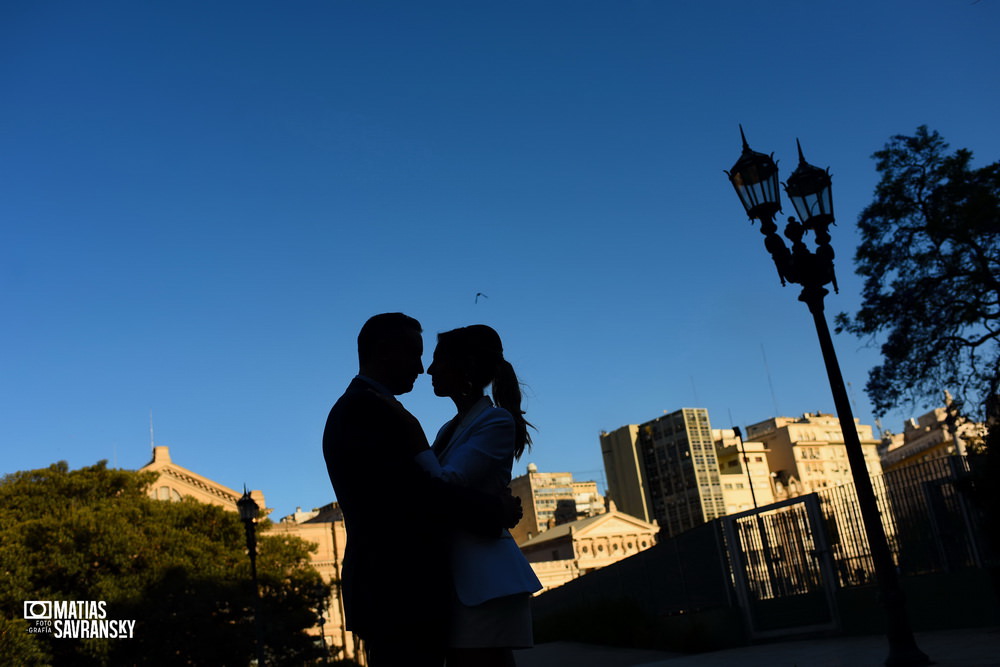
top-left (429, 397), bottom-right (542, 606)
top-left (322, 378), bottom-right (506, 646)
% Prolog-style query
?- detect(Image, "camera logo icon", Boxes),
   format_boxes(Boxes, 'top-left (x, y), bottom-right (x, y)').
top-left (24, 601), bottom-right (52, 620)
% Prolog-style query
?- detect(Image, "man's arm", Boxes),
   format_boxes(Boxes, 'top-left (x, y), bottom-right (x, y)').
top-left (356, 389), bottom-right (522, 535)
top-left (418, 470), bottom-right (522, 535)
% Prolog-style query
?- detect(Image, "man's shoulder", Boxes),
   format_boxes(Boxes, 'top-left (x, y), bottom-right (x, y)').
top-left (330, 379), bottom-right (379, 411)
top-left (325, 381), bottom-right (382, 444)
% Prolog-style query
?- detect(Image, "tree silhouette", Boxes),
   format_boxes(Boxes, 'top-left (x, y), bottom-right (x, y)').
top-left (836, 126), bottom-right (1000, 420)
top-left (0, 461), bottom-right (328, 666)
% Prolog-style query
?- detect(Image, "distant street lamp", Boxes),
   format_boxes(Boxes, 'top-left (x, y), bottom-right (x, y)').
top-left (725, 128), bottom-right (930, 667)
top-left (237, 488), bottom-right (266, 666)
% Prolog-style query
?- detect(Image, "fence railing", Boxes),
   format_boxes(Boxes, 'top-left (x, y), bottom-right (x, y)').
top-left (815, 455), bottom-right (989, 588)
top-left (533, 455), bottom-right (993, 640)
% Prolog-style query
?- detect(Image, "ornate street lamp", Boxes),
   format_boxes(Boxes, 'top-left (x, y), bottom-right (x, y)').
top-left (784, 139), bottom-right (834, 230)
top-left (237, 488), bottom-right (265, 666)
top-left (727, 126), bottom-right (782, 223)
top-left (726, 129), bottom-right (929, 667)
top-left (237, 488), bottom-right (260, 574)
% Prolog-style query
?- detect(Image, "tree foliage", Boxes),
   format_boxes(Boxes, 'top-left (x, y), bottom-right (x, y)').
top-left (0, 461), bottom-right (330, 666)
top-left (836, 126), bottom-right (1000, 419)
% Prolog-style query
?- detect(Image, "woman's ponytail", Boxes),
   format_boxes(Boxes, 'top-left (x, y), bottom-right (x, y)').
top-left (492, 358), bottom-right (533, 460)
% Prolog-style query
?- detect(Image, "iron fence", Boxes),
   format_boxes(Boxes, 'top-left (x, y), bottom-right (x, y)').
top-left (815, 455), bottom-right (990, 588)
top-left (533, 454), bottom-right (994, 641)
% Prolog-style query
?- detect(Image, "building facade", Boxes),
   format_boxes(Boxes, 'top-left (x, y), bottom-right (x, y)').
top-left (601, 409), bottom-right (728, 537)
top-left (602, 409), bottom-right (892, 537)
top-left (599, 424), bottom-right (652, 523)
top-left (744, 412), bottom-right (883, 494)
top-left (508, 465), bottom-right (605, 545)
top-left (639, 408), bottom-right (727, 536)
top-left (713, 428), bottom-right (776, 512)
top-left (140, 445), bottom-right (266, 510)
top-left (879, 404), bottom-right (985, 472)
top-left (519, 509), bottom-right (660, 591)
top-left (270, 504), bottom-right (362, 663)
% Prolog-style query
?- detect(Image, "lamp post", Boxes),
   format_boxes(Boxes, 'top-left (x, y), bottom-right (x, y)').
top-left (237, 488), bottom-right (266, 666)
top-left (725, 128), bottom-right (929, 667)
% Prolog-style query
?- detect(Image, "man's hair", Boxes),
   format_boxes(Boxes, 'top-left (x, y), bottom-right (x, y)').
top-left (357, 313), bottom-right (422, 365)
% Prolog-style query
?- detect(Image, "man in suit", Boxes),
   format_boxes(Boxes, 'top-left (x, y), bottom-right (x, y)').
top-left (323, 313), bottom-right (520, 667)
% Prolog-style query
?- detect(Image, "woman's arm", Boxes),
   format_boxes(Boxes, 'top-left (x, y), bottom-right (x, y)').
top-left (425, 410), bottom-right (515, 487)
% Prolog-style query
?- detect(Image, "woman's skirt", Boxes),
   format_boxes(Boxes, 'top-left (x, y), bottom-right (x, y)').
top-left (449, 592), bottom-right (533, 649)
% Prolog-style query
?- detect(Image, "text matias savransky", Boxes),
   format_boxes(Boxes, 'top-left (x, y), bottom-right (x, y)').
top-left (24, 600), bottom-right (137, 639)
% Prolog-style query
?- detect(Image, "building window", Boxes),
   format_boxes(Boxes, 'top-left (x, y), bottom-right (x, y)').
top-left (155, 486), bottom-right (182, 502)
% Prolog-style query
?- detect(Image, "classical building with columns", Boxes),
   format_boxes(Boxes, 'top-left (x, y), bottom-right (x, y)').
top-left (519, 508), bottom-right (659, 591)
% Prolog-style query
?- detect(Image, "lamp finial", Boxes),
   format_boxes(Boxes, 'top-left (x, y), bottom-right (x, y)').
top-left (739, 124), bottom-right (750, 152)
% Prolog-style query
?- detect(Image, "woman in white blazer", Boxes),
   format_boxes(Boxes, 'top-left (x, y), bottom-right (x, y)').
top-left (415, 324), bottom-right (542, 667)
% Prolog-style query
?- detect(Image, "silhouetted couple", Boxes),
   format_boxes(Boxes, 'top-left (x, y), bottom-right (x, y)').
top-left (323, 313), bottom-right (542, 667)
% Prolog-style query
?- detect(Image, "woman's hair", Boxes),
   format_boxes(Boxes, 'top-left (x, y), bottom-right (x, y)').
top-left (436, 325), bottom-right (533, 459)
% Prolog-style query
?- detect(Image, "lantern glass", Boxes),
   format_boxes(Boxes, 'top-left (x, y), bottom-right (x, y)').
top-left (237, 490), bottom-right (259, 522)
top-left (784, 141), bottom-right (834, 228)
top-left (726, 129), bottom-right (781, 221)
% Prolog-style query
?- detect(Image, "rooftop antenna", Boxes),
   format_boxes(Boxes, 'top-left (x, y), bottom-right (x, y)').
top-left (761, 344), bottom-right (781, 416)
top-left (149, 410), bottom-right (155, 452)
top-left (847, 381), bottom-right (862, 418)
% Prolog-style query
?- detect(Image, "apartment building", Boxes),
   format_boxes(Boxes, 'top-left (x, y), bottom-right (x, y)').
top-left (508, 464), bottom-right (604, 545)
top-left (744, 412), bottom-right (883, 494)
top-left (601, 408), bottom-right (726, 537)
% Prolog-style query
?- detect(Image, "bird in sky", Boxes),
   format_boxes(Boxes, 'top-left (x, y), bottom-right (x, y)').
top-left (475, 292), bottom-right (488, 304)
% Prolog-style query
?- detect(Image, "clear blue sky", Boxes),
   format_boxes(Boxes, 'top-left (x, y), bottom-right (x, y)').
top-left (3, 1), bottom-right (999, 518)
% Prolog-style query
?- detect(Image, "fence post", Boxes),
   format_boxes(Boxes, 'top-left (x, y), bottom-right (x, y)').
top-left (805, 494), bottom-right (841, 630)
top-left (950, 455), bottom-right (985, 569)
